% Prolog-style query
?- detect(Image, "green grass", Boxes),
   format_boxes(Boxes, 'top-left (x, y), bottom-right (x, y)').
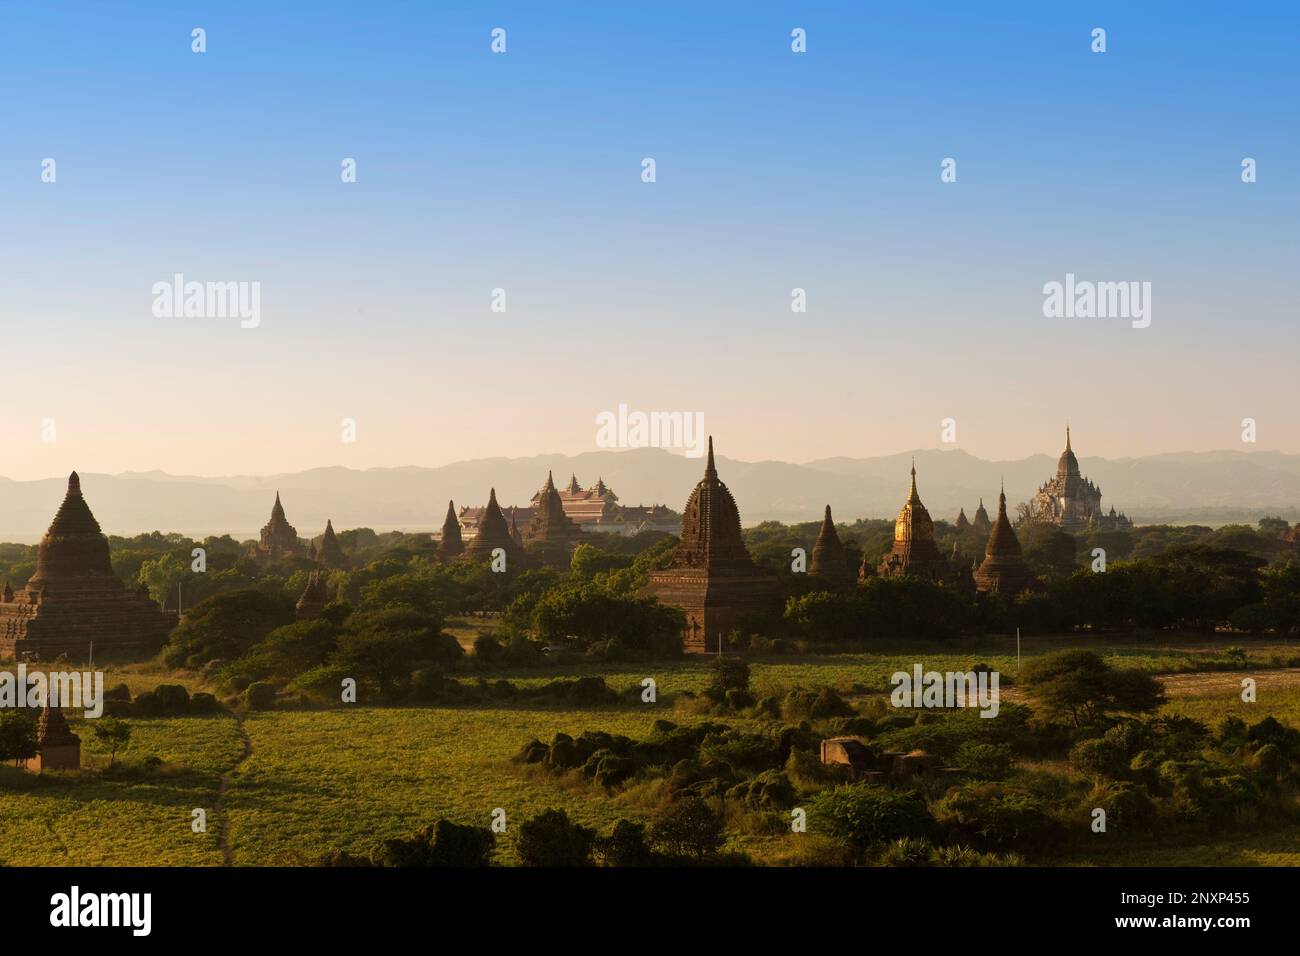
top-left (0, 713), bottom-right (242, 866)
top-left (3, 632), bottom-right (1299, 866)
top-left (225, 705), bottom-right (739, 865)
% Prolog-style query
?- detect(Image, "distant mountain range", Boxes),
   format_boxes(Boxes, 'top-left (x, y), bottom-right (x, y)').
top-left (3, 447), bottom-right (1299, 541)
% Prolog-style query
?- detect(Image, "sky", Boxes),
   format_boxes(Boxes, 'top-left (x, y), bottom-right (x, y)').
top-left (1, 1), bottom-right (1297, 481)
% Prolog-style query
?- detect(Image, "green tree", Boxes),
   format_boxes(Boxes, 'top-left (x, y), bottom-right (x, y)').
top-left (138, 553), bottom-right (189, 610)
top-left (0, 711), bottom-right (39, 767)
top-left (163, 589), bottom-right (295, 668)
top-left (92, 718), bottom-right (132, 768)
top-left (1019, 650), bottom-right (1164, 726)
top-left (332, 607), bottom-right (460, 695)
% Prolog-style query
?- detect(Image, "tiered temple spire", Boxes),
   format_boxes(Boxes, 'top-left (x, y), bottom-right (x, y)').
top-left (463, 488), bottom-right (522, 567)
top-left (315, 519), bottom-right (348, 569)
top-left (642, 437), bottom-right (777, 653)
top-left (0, 472), bottom-right (172, 658)
top-left (874, 462), bottom-right (950, 581)
top-left (30, 702), bottom-right (81, 771)
top-left (809, 505), bottom-right (855, 590)
top-left (295, 570), bottom-right (330, 620)
top-left (973, 483), bottom-right (1037, 595)
top-left (249, 492), bottom-right (308, 565)
top-left (437, 500), bottom-right (464, 560)
top-left (523, 471), bottom-right (584, 567)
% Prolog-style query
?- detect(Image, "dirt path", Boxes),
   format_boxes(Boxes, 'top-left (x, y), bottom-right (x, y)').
top-left (214, 715), bottom-right (252, 866)
top-left (1155, 666), bottom-right (1300, 696)
top-left (998, 666), bottom-right (1300, 705)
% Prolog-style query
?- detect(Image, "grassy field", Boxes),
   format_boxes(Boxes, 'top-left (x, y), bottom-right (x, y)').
top-left (2, 631), bottom-right (1299, 866)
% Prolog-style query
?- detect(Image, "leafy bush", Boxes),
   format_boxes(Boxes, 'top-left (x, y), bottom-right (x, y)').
top-left (243, 682), bottom-right (276, 710)
top-left (808, 784), bottom-right (933, 849)
top-left (1070, 738), bottom-right (1130, 780)
top-left (933, 783), bottom-right (1065, 853)
top-left (650, 797), bottom-right (726, 858)
top-left (877, 837), bottom-right (934, 866)
top-left (955, 742), bottom-right (1014, 780)
top-left (516, 809), bottom-right (596, 867)
top-left (595, 820), bottom-right (653, 867)
top-left (473, 635), bottom-right (503, 664)
top-left (727, 769), bottom-right (797, 810)
top-left (427, 820), bottom-right (495, 866)
top-left (1087, 781), bottom-right (1156, 830)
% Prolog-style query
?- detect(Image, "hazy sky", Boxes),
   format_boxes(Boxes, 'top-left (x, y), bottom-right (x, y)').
top-left (2, 2), bottom-right (1297, 481)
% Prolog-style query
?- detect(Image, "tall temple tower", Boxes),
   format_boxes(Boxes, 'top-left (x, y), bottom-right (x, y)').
top-left (463, 488), bottom-right (523, 568)
top-left (436, 500), bottom-right (464, 560)
top-left (249, 492), bottom-right (309, 565)
top-left (315, 519), bottom-right (348, 569)
top-left (809, 505), bottom-right (855, 590)
top-left (642, 438), bottom-right (777, 653)
top-left (524, 472), bottom-right (584, 567)
top-left (876, 462), bottom-right (950, 581)
top-left (1032, 427), bottom-right (1131, 532)
top-left (973, 484), bottom-right (1037, 595)
top-left (971, 499), bottom-right (992, 537)
top-left (294, 570), bottom-right (330, 620)
top-left (0, 472), bottom-right (172, 658)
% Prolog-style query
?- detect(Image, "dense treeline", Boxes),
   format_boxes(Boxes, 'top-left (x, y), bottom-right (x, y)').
top-left (6, 515), bottom-right (1299, 696)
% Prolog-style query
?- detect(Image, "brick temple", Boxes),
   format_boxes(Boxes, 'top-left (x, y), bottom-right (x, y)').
top-left (873, 463), bottom-right (951, 581)
top-left (1032, 427), bottom-right (1131, 532)
top-left (456, 474), bottom-right (679, 539)
top-left (973, 485), bottom-right (1038, 595)
top-left (27, 703), bottom-right (81, 771)
top-left (809, 504), bottom-right (855, 590)
top-left (294, 570), bottom-right (330, 620)
top-left (436, 500), bottom-right (464, 560)
top-left (524, 472), bottom-right (585, 567)
top-left (248, 492), bottom-right (310, 565)
top-left (643, 438), bottom-right (777, 653)
top-left (313, 519), bottom-right (348, 569)
top-left (462, 488), bottom-right (523, 568)
top-left (0, 472), bottom-right (173, 659)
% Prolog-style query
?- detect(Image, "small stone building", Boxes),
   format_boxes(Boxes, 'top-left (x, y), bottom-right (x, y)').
top-left (27, 704), bottom-right (81, 772)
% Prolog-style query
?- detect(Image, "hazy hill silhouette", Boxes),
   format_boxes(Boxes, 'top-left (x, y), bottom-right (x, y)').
top-left (2, 447), bottom-right (1298, 540)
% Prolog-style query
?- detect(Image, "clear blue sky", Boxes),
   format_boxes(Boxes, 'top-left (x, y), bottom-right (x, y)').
top-left (1, 2), bottom-right (1296, 479)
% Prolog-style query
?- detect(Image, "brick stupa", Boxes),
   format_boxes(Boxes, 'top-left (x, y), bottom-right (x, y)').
top-left (29, 703), bottom-right (81, 771)
top-left (809, 505), bottom-right (855, 590)
top-left (523, 472), bottom-right (584, 568)
top-left (0, 472), bottom-right (172, 658)
top-left (463, 489), bottom-right (523, 568)
top-left (315, 519), bottom-right (348, 569)
top-left (437, 500), bottom-right (464, 560)
top-left (973, 485), bottom-right (1038, 596)
top-left (643, 438), bottom-right (777, 653)
top-left (294, 570), bottom-right (330, 620)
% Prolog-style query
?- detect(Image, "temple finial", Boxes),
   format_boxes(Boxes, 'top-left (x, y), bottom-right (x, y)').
top-left (705, 436), bottom-right (716, 477)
